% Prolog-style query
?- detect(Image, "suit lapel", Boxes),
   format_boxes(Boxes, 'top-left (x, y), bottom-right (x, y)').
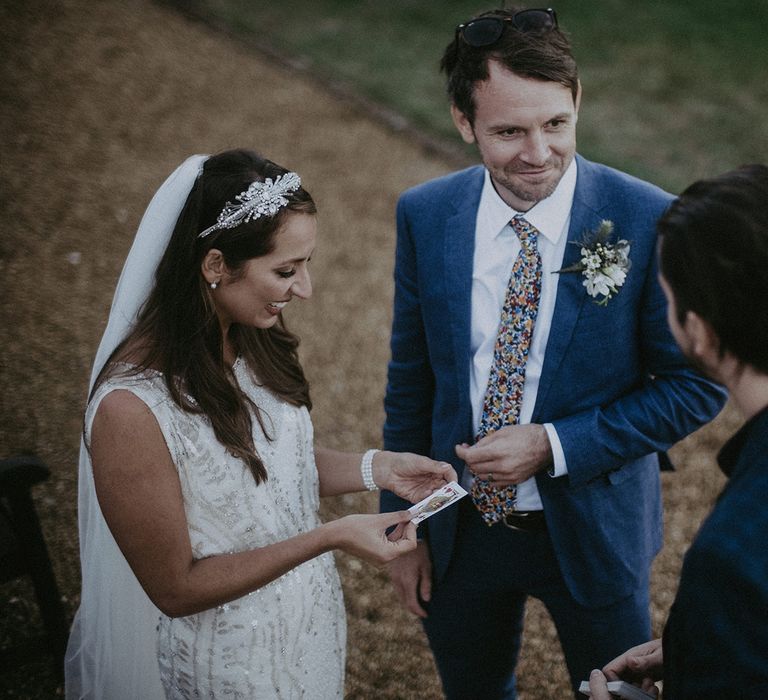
top-left (533, 157), bottom-right (607, 419)
top-left (441, 162), bottom-right (610, 424)
top-left (444, 168), bottom-right (484, 425)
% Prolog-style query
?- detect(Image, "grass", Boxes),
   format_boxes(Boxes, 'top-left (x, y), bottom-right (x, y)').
top-left (179, 0), bottom-right (767, 193)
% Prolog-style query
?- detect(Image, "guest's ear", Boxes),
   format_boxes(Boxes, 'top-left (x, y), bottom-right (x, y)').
top-left (685, 311), bottom-right (721, 363)
top-left (201, 248), bottom-right (227, 286)
top-left (451, 104), bottom-right (476, 144)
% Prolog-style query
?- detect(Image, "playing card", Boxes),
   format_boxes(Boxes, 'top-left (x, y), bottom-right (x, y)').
top-left (408, 481), bottom-right (468, 524)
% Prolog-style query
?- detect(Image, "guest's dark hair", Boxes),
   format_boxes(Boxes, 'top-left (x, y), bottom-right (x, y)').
top-left (97, 149), bottom-right (315, 483)
top-left (441, 6), bottom-right (579, 125)
top-left (658, 163), bottom-right (768, 374)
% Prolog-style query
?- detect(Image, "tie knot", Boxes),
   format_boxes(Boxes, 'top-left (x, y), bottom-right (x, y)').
top-left (510, 216), bottom-right (538, 249)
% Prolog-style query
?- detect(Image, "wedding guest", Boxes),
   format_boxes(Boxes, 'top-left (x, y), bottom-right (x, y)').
top-left (64, 149), bottom-right (456, 699)
top-left (379, 6), bottom-right (726, 697)
top-left (589, 164), bottom-right (768, 699)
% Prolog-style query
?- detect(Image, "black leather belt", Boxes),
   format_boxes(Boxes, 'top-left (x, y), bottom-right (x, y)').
top-left (502, 510), bottom-right (547, 533)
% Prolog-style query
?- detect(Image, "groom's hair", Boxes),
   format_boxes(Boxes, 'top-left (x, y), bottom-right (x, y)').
top-left (441, 6), bottom-right (579, 125)
top-left (658, 163), bottom-right (768, 374)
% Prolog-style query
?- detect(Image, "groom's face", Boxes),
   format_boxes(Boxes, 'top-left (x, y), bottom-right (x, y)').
top-left (452, 60), bottom-right (580, 212)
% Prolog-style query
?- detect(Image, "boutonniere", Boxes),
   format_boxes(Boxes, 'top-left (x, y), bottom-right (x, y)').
top-left (555, 220), bottom-right (631, 306)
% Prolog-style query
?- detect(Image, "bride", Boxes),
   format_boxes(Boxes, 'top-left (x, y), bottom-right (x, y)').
top-left (64, 149), bottom-right (455, 699)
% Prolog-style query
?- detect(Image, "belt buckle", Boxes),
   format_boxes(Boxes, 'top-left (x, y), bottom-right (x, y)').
top-left (502, 511), bottom-right (540, 532)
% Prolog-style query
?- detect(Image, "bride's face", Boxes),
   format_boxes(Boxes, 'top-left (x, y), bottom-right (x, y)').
top-left (213, 212), bottom-right (316, 331)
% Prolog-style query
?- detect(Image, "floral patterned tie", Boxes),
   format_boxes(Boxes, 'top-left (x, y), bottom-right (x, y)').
top-left (471, 216), bottom-right (542, 525)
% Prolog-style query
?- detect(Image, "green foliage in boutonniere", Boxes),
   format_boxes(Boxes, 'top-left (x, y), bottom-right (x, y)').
top-left (556, 220), bottom-right (631, 306)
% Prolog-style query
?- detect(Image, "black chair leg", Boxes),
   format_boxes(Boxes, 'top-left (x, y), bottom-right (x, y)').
top-left (9, 488), bottom-right (68, 674)
top-left (1, 456), bottom-right (69, 677)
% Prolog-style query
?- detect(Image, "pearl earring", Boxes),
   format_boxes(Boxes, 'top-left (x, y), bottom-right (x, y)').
top-left (210, 280), bottom-right (218, 290)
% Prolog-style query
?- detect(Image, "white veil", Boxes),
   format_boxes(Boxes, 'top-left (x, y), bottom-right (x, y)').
top-left (64, 155), bottom-right (209, 699)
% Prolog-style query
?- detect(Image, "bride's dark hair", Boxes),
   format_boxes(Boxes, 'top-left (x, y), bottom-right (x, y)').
top-left (98, 149), bottom-right (314, 483)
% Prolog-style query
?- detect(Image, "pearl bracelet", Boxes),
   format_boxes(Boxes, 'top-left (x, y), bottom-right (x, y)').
top-left (360, 449), bottom-right (380, 491)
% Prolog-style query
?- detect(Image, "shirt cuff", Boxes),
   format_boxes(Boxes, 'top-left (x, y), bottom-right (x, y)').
top-left (543, 423), bottom-right (568, 477)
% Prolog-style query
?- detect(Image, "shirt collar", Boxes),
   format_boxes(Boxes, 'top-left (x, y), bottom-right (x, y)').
top-left (717, 403), bottom-right (768, 478)
top-left (480, 157), bottom-right (578, 245)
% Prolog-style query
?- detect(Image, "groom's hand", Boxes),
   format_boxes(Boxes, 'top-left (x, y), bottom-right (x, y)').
top-left (455, 423), bottom-right (553, 487)
top-left (386, 540), bottom-right (432, 618)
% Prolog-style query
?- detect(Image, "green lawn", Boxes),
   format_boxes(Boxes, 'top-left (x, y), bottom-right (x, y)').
top-left (181, 0), bottom-right (767, 192)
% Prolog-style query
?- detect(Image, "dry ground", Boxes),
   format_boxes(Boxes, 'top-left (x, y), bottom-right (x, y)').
top-left (0, 1), bottom-right (741, 698)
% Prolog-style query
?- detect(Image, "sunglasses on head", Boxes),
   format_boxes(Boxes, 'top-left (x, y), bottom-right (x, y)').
top-left (456, 8), bottom-right (558, 48)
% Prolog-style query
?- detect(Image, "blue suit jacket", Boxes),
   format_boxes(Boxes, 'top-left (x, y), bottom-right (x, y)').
top-left (381, 155), bottom-right (726, 608)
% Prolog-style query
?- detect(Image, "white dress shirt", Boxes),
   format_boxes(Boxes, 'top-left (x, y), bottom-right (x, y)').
top-left (465, 159), bottom-right (577, 510)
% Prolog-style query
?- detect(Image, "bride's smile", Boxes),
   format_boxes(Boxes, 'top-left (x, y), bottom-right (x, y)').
top-left (209, 210), bottom-right (316, 333)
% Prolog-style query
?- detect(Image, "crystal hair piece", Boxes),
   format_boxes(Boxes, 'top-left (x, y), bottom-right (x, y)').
top-left (198, 172), bottom-right (302, 238)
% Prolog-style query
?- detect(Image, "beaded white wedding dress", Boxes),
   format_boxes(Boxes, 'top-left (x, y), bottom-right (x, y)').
top-left (85, 359), bottom-right (346, 699)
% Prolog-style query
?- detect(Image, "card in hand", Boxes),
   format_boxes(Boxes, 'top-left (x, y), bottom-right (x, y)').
top-left (408, 481), bottom-right (468, 524)
top-left (578, 680), bottom-right (656, 700)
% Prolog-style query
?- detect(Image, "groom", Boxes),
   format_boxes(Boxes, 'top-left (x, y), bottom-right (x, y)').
top-left (380, 7), bottom-right (725, 698)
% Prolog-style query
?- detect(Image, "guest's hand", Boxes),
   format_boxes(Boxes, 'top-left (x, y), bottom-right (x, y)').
top-left (587, 667), bottom-right (660, 699)
top-left (455, 424), bottom-right (552, 487)
top-left (375, 451), bottom-right (457, 502)
top-left (586, 670), bottom-right (618, 700)
top-left (586, 670), bottom-right (614, 700)
top-left (385, 540), bottom-right (432, 618)
top-left (329, 511), bottom-right (417, 566)
top-left (603, 638), bottom-right (663, 686)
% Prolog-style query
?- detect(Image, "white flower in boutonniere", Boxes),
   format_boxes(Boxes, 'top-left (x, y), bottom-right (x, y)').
top-left (555, 220), bottom-right (631, 306)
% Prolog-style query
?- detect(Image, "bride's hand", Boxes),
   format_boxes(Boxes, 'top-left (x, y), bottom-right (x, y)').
top-left (326, 511), bottom-right (417, 566)
top-left (374, 452), bottom-right (457, 503)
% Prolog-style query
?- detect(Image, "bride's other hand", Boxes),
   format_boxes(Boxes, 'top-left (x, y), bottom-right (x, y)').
top-left (326, 511), bottom-right (417, 566)
top-left (375, 452), bottom-right (457, 502)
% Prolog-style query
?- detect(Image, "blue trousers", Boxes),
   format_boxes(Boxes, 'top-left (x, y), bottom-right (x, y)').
top-left (422, 500), bottom-right (651, 699)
